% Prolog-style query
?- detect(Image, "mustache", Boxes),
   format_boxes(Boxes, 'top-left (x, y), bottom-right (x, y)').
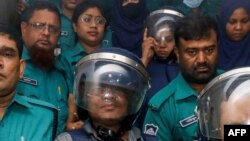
top-left (195, 62), bottom-right (211, 69)
top-left (0, 73), bottom-right (6, 79)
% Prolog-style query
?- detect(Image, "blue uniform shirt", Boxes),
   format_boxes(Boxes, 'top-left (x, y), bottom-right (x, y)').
top-left (0, 94), bottom-right (57, 141)
top-left (17, 47), bottom-right (73, 134)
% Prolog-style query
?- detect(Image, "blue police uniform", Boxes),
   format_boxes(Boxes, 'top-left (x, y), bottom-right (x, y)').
top-left (55, 120), bottom-right (152, 141)
top-left (0, 94), bottom-right (57, 141)
top-left (17, 47), bottom-right (73, 134)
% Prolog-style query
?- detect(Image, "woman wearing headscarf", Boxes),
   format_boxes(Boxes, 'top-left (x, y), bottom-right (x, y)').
top-left (218, 0), bottom-right (250, 71)
top-left (97, 0), bottom-right (148, 57)
top-left (137, 6), bottom-right (184, 129)
top-left (110, 0), bottom-right (148, 57)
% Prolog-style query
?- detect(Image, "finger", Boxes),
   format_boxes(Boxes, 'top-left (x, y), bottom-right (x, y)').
top-left (73, 112), bottom-right (79, 121)
top-left (152, 38), bottom-right (159, 46)
top-left (143, 28), bottom-right (148, 41)
top-left (74, 121), bottom-right (84, 129)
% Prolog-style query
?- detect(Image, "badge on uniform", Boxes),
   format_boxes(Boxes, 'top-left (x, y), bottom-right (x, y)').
top-left (54, 48), bottom-right (61, 56)
top-left (144, 124), bottom-right (159, 136)
top-left (61, 31), bottom-right (68, 36)
top-left (19, 77), bottom-right (38, 86)
top-left (102, 40), bottom-right (109, 46)
top-left (179, 115), bottom-right (198, 127)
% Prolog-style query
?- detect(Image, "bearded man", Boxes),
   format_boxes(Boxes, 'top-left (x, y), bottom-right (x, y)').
top-left (17, 1), bottom-right (83, 135)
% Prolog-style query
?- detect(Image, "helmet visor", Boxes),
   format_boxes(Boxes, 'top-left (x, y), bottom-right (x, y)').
top-left (198, 68), bottom-right (250, 139)
top-left (74, 60), bottom-right (149, 118)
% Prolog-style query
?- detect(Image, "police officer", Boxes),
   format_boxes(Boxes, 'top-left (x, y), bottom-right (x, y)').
top-left (143, 12), bottom-right (222, 140)
top-left (55, 47), bottom-right (157, 141)
top-left (17, 1), bottom-right (80, 134)
top-left (197, 67), bottom-right (250, 140)
top-left (0, 24), bottom-right (57, 141)
top-left (59, 0), bottom-right (83, 54)
top-left (138, 6), bottom-right (183, 129)
top-left (63, 0), bottom-right (112, 72)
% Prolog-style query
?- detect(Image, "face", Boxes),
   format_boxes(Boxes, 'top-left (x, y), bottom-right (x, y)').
top-left (226, 7), bottom-right (250, 41)
top-left (87, 85), bottom-right (128, 125)
top-left (73, 7), bottom-right (105, 47)
top-left (62, 0), bottom-right (84, 10)
top-left (175, 30), bottom-right (218, 84)
top-left (21, 9), bottom-right (60, 50)
top-left (0, 35), bottom-right (25, 97)
top-left (154, 28), bottom-right (175, 58)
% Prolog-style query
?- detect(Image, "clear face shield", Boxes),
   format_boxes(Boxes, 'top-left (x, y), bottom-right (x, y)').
top-left (154, 23), bottom-right (175, 48)
top-left (197, 67), bottom-right (250, 140)
top-left (74, 51), bottom-right (150, 122)
top-left (145, 8), bottom-right (184, 47)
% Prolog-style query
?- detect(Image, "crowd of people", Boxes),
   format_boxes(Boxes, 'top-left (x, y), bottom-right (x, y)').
top-left (0, 0), bottom-right (249, 141)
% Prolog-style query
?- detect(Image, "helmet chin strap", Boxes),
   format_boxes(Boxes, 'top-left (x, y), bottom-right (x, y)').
top-left (95, 126), bottom-right (124, 141)
top-left (90, 120), bottom-right (125, 141)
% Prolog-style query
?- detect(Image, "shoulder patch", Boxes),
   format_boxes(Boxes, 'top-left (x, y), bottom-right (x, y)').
top-left (25, 96), bottom-right (57, 110)
top-left (148, 79), bottom-right (177, 110)
top-left (144, 124), bottom-right (159, 136)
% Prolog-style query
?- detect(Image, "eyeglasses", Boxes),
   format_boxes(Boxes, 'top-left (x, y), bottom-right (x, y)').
top-left (27, 22), bottom-right (60, 35)
top-left (81, 14), bottom-right (106, 26)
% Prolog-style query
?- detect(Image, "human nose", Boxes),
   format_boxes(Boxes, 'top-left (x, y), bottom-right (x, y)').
top-left (102, 89), bottom-right (117, 102)
top-left (235, 22), bottom-right (243, 30)
top-left (41, 26), bottom-right (50, 35)
top-left (89, 19), bottom-right (97, 27)
top-left (158, 41), bottom-right (167, 48)
top-left (197, 52), bottom-right (206, 63)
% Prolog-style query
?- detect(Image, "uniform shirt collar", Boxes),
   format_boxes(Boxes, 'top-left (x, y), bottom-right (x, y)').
top-left (72, 40), bottom-right (110, 57)
top-left (71, 42), bottom-right (88, 57)
top-left (175, 70), bottom-right (223, 100)
top-left (175, 73), bottom-right (198, 100)
top-left (11, 93), bottom-right (31, 108)
top-left (83, 119), bottom-right (94, 135)
top-left (21, 46), bottom-right (31, 60)
top-left (83, 119), bottom-right (141, 140)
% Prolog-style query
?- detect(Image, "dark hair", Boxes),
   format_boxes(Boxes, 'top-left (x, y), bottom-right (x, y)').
top-left (0, 23), bottom-right (22, 58)
top-left (72, 0), bottom-right (105, 24)
top-left (175, 12), bottom-right (218, 48)
top-left (21, 0), bottom-right (60, 24)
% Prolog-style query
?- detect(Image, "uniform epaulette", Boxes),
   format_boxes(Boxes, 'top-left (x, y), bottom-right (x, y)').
top-left (148, 79), bottom-right (177, 111)
top-left (24, 96), bottom-right (57, 110)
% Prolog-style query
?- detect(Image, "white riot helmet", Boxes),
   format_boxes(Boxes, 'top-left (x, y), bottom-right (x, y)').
top-left (74, 47), bottom-right (150, 130)
top-left (145, 6), bottom-right (184, 46)
top-left (197, 67), bottom-right (250, 140)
